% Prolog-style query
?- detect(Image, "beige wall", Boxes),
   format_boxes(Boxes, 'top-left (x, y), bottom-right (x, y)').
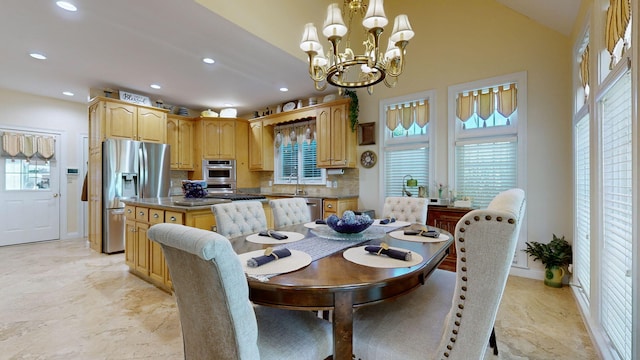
top-left (0, 88), bottom-right (88, 239)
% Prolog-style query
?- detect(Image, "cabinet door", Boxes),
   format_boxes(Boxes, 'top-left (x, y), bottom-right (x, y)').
top-left (125, 219), bottom-right (136, 267)
top-left (167, 117), bottom-right (180, 169)
top-left (316, 107), bottom-right (332, 166)
top-left (202, 120), bottom-right (220, 158)
top-left (249, 121), bottom-right (263, 170)
top-left (218, 120), bottom-right (236, 158)
top-left (178, 119), bottom-right (194, 169)
top-left (149, 238), bottom-right (164, 284)
top-left (137, 107), bottom-right (166, 143)
top-left (330, 103), bottom-right (348, 166)
top-left (105, 102), bottom-right (137, 140)
top-left (135, 222), bottom-right (150, 276)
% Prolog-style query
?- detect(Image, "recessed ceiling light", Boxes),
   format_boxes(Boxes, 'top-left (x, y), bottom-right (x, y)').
top-left (202, 58), bottom-right (215, 64)
top-left (29, 53), bottom-right (47, 60)
top-left (224, 103), bottom-right (233, 107)
top-left (62, 91), bottom-right (74, 96)
top-left (150, 84), bottom-right (161, 89)
top-left (56, 1), bottom-right (77, 11)
top-left (279, 87), bottom-right (289, 92)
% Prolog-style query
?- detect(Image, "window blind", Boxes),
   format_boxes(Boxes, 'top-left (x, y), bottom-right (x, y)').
top-left (384, 147), bottom-right (429, 197)
top-left (574, 114), bottom-right (591, 300)
top-left (455, 140), bottom-right (517, 209)
top-left (600, 70), bottom-right (632, 360)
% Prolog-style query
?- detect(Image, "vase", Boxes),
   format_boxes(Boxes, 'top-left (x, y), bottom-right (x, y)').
top-left (544, 266), bottom-right (565, 288)
top-left (438, 189), bottom-right (443, 198)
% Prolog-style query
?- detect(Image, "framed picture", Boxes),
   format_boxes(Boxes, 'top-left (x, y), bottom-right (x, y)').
top-left (358, 122), bottom-right (375, 145)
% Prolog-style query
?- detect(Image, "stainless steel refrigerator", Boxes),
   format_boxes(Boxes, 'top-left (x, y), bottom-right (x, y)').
top-left (102, 139), bottom-right (170, 254)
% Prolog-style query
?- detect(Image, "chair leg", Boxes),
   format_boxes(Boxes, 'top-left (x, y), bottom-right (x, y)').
top-left (489, 326), bottom-right (499, 355)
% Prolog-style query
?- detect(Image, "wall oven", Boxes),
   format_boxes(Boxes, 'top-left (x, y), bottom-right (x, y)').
top-left (202, 159), bottom-right (236, 193)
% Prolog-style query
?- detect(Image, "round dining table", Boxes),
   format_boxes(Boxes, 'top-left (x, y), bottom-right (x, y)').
top-left (228, 222), bottom-right (453, 360)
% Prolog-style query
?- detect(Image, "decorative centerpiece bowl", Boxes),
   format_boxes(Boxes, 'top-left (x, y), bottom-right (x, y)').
top-left (326, 211), bottom-right (374, 234)
top-left (182, 180), bottom-right (208, 198)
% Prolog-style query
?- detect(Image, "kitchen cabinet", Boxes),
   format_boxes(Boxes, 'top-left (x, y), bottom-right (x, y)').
top-left (323, 197), bottom-right (358, 218)
top-left (87, 97), bottom-right (168, 253)
top-left (90, 98), bottom-right (167, 143)
top-left (316, 99), bottom-right (356, 168)
top-left (426, 205), bottom-right (473, 272)
top-left (249, 120), bottom-right (274, 171)
top-left (167, 115), bottom-right (195, 170)
top-left (201, 119), bottom-right (236, 159)
top-left (123, 201), bottom-right (217, 292)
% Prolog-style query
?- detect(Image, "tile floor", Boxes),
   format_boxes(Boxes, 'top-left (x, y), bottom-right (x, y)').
top-left (0, 238), bottom-right (599, 359)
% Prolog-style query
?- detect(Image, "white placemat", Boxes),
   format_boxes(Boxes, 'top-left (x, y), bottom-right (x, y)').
top-left (238, 249), bottom-right (312, 276)
top-left (388, 230), bottom-right (450, 243)
top-left (245, 231), bottom-right (305, 244)
top-left (372, 219), bottom-right (412, 227)
top-left (343, 246), bottom-right (424, 268)
top-left (304, 222), bottom-right (327, 229)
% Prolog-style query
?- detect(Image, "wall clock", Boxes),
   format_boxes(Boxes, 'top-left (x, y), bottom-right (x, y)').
top-left (360, 150), bottom-right (377, 168)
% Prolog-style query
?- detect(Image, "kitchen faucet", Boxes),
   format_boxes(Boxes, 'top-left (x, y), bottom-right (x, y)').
top-left (289, 172), bottom-right (305, 195)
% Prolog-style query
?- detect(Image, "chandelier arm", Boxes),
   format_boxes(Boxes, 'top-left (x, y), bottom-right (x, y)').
top-left (383, 75), bottom-right (398, 88)
top-left (386, 40), bottom-right (409, 77)
top-left (368, 27), bottom-right (383, 68)
top-left (306, 52), bottom-right (328, 83)
top-left (329, 37), bottom-right (342, 70)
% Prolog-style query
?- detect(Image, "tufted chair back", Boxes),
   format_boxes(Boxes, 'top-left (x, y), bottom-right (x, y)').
top-left (147, 223), bottom-right (334, 360)
top-left (381, 196), bottom-right (429, 224)
top-left (269, 198), bottom-right (311, 228)
top-left (435, 188), bottom-right (526, 359)
top-left (352, 188), bottom-right (526, 360)
top-left (211, 201), bottom-right (267, 238)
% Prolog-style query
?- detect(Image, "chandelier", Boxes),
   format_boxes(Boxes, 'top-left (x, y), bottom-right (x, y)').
top-left (299, 0), bottom-right (414, 95)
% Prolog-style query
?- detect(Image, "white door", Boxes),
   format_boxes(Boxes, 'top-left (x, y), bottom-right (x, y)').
top-left (0, 133), bottom-right (60, 246)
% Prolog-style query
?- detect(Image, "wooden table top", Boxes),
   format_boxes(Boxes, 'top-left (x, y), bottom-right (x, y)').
top-left (229, 223), bottom-right (453, 360)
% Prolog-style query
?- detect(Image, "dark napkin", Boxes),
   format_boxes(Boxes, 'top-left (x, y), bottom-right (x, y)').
top-left (315, 219), bottom-right (327, 224)
top-left (364, 245), bottom-right (412, 261)
top-left (379, 217), bottom-right (396, 225)
top-left (247, 248), bottom-right (292, 267)
top-left (403, 229), bottom-right (440, 238)
top-left (258, 230), bottom-right (288, 240)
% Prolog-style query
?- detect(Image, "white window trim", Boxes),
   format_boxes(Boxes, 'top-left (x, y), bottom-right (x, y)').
top-left (377, 89), bottom-right (436, 211)
top-left (447, 71), bottom-right (528, 268)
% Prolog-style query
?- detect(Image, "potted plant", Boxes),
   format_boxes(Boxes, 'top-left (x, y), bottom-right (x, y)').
top-left (523, 234), bottom-right (573, 288)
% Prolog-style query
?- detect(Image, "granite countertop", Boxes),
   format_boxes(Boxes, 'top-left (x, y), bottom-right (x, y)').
top-left (121, 197), bottom-right (231, 211)
top-left (259, 191), bottom-right (358, 199)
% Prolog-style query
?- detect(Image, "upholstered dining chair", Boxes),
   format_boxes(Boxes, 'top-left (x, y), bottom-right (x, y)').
top-left (353, 188), bottom-right (526, 360)
top-left (147, 223), bottom-right (333, 360)
top-left (269, 198), bottom-right (311, 228)
top-left (211, 201), bottom-right (267, 238)
top-left (381, 196), bottom-right (429, 224)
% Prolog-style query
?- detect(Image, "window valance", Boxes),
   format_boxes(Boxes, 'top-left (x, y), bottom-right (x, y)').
top-left (605, 0), bottom-right (631, 69)
top-left (274, 120), bottom-right (316, 147)
top-left (455, 85), bottom-right (517, 123)
top-left (384, 100), bottom-right (429, 131)
top-left (1, 131), bottom-right (56, 161)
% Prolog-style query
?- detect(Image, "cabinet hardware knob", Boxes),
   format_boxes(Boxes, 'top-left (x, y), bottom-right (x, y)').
top-left (327, 204), bottom-right (333, 208)
top-left (170, 216), bottom-right (176, 221)
top-left (153, 214), bottom-right (159, 218)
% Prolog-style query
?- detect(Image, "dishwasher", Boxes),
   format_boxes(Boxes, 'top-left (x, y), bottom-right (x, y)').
top-left (303, 197), bottom-right (323, 220)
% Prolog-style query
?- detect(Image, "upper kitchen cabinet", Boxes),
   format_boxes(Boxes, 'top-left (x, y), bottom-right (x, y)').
top-left (316, 99), bottom-right (356, 168)
top-left (89, 97), bottom-right (168, 144)
top-left (248, 120), bottom-right (274, 171)
top-left (167, 115), bottom-right (194, 170)
top-left (200, 119), bottom-right (236, 159)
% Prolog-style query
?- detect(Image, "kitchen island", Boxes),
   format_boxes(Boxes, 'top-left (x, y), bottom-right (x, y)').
top-left (121, 196), bottom-right (229, 292)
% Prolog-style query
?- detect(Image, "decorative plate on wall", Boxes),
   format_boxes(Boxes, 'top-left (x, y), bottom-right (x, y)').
top-left (360, 150), bottom-right (377, 168)
top-left (282, 101), bottom-right (296, 112)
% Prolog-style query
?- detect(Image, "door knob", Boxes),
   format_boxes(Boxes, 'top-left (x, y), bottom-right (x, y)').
top-left (53, 193), bottom-right (59, 197)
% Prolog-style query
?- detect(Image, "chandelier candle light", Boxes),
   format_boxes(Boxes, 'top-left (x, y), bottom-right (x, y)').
top-left (300, 0), bottom-right (414, 95)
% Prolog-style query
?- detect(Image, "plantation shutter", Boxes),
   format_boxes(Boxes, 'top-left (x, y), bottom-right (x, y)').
top-left (455, 139), bottom-right (517, 208)
top-left (384, 147), bottom-right (429, 197)
top-left (574, 114), bottom-right (591, 300)
top-left (599, 69), bottom-right (632, 360)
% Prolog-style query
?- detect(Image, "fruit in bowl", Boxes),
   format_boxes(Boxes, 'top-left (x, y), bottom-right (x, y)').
top-left (326, 211), bottom-right (373, 234)
top-left (181, 180), bottom-right (208, 198)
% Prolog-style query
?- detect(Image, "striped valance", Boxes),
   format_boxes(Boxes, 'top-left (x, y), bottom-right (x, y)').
top-left (385, 100), bottom-right (429, 131)
top-left (456, 85), bottom-right (517, 122)
top-left (605, 0), bottom-right (631, 69)
top-left (1, 131), bottom-right (55, 161)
